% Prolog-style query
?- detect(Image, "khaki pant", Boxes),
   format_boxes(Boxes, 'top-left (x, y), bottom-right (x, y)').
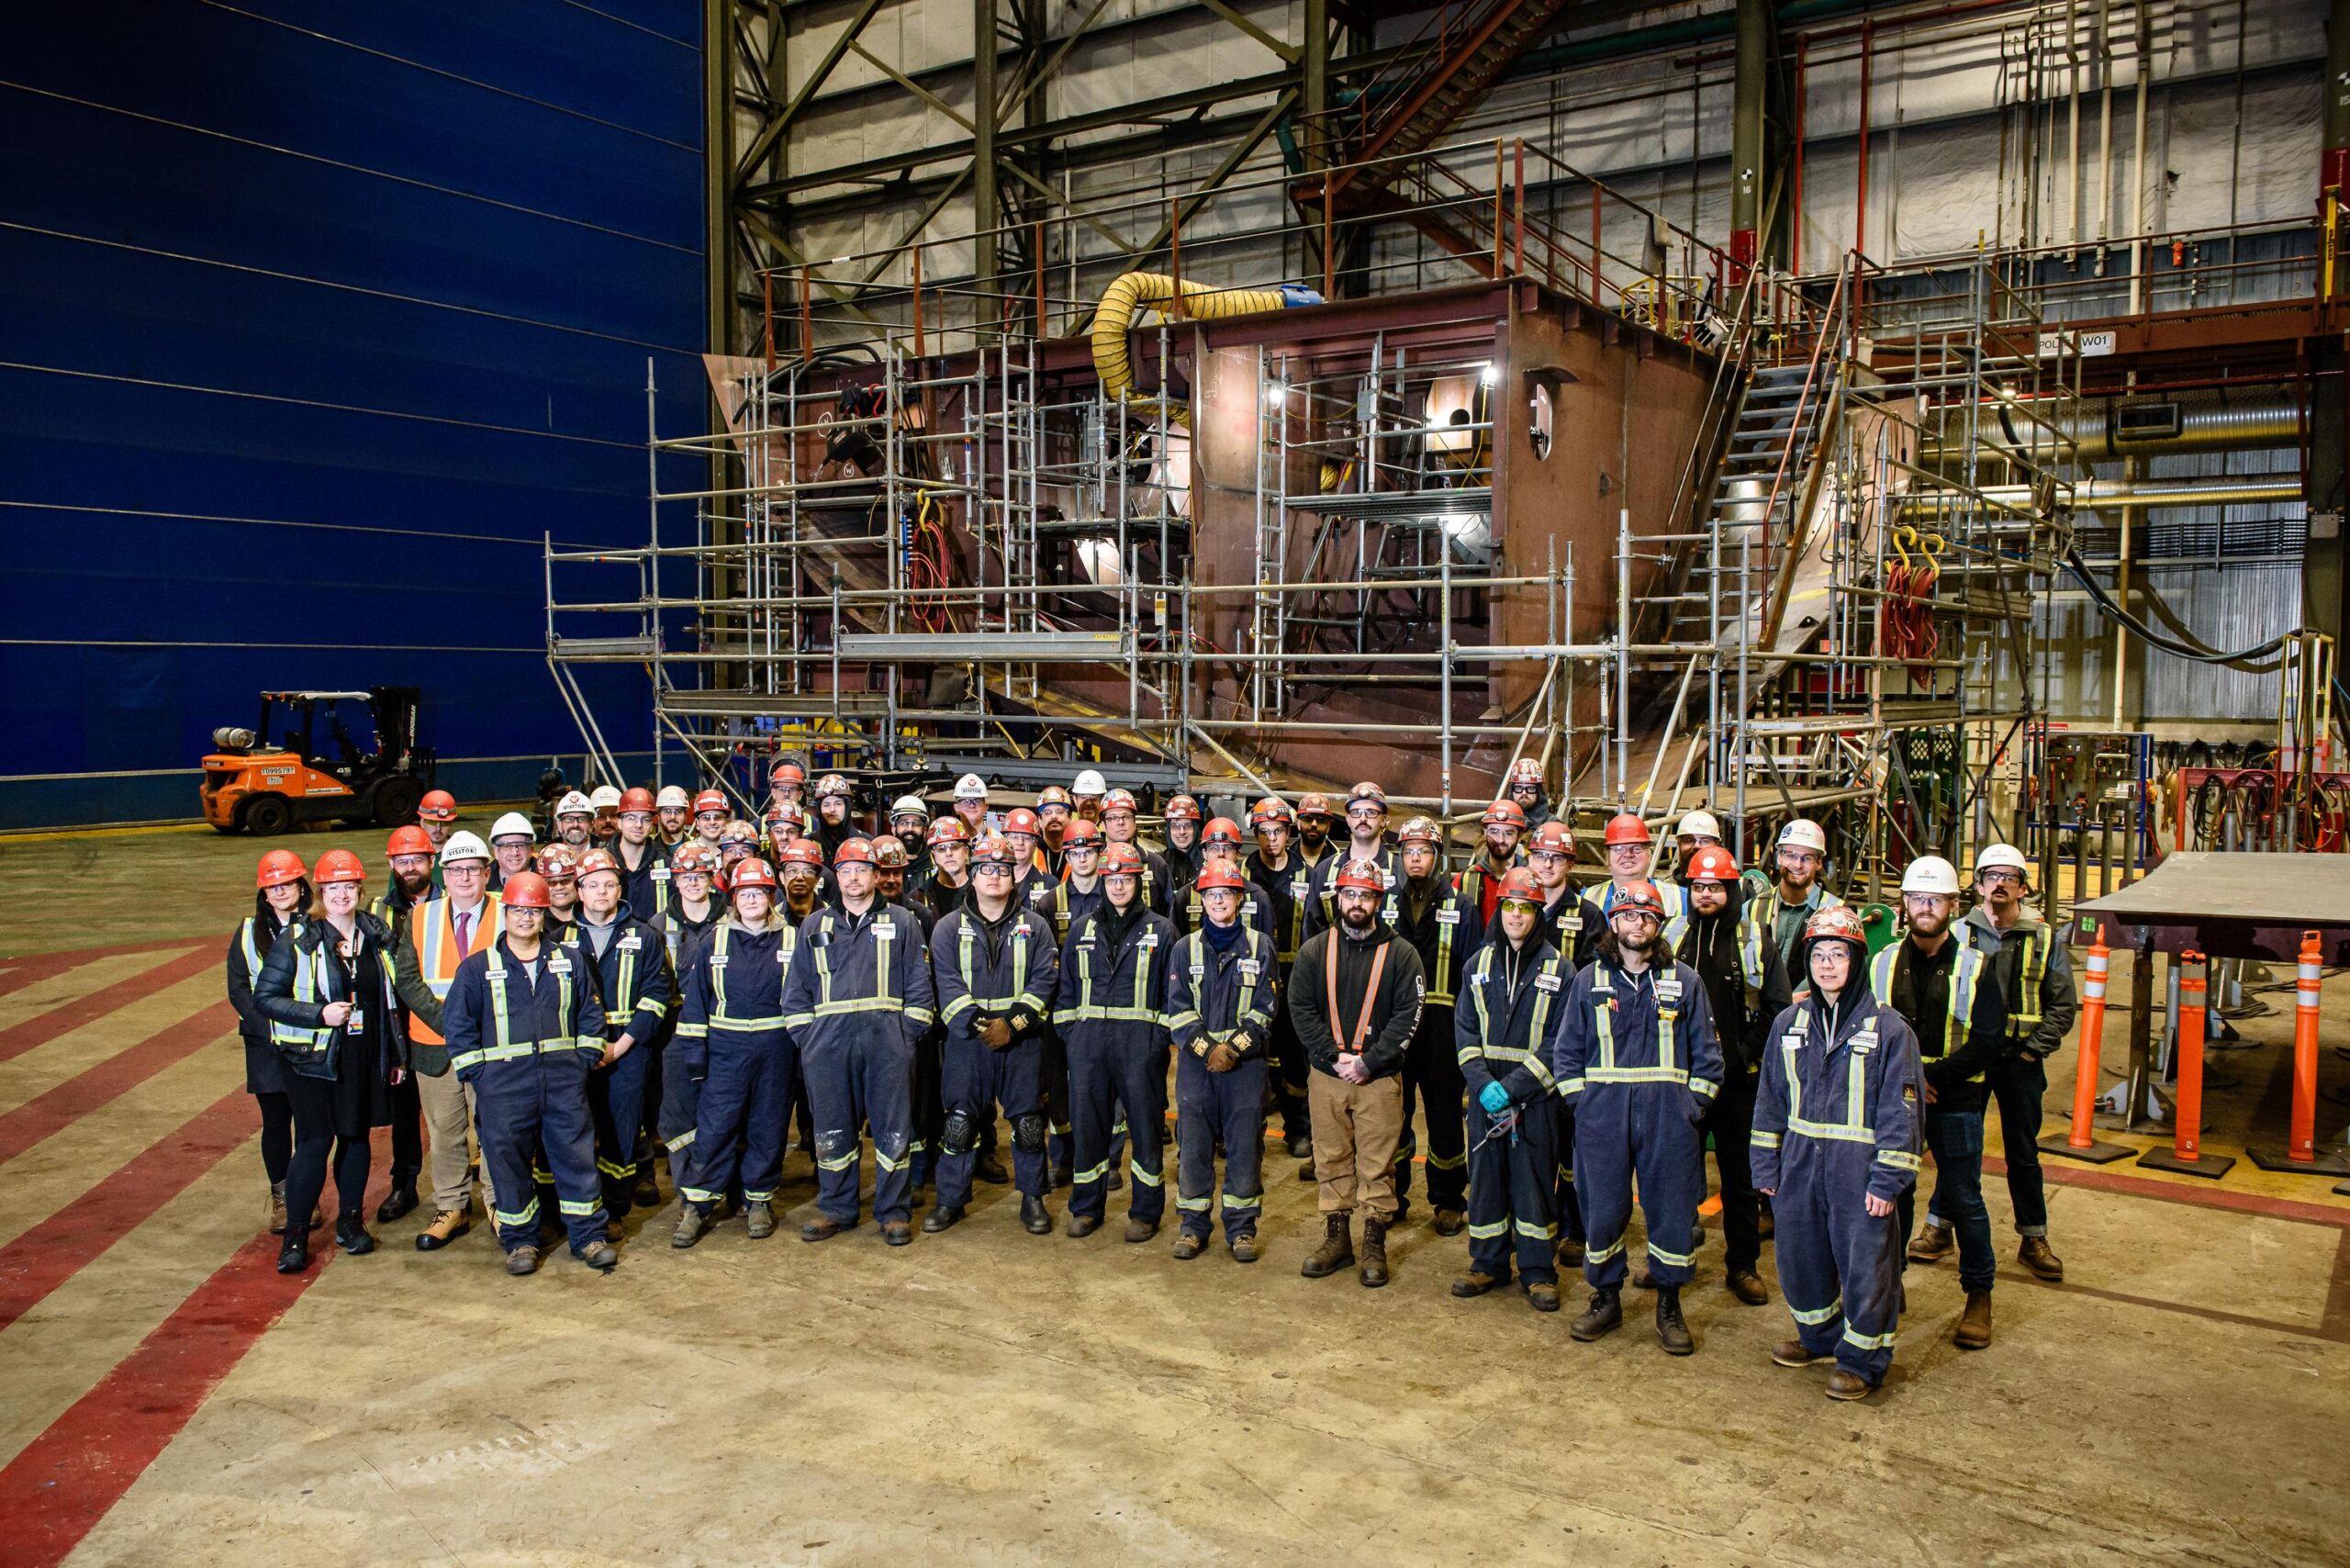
top-left (416, 1064), bottom-right (485, 1215)
top-left (1309, 1070), bottom-right (1403, 1220)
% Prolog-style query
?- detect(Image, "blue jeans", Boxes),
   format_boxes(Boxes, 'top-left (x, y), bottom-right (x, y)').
top-left (1930, 1054), bottom-right (2050, 1238)
top-left (1904, 1106), bottom-right (1994, 1293)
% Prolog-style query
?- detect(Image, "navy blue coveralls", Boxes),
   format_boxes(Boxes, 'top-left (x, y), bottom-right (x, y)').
top-left (1393, 873), bottom-right (1480, 1214)
top-left (656, 900), bottom-right (725, 1169)
top-left (576, 905), bottom-right (676, 1217)
top-left (782, 900), bottom-right (934, 1227)
top-left (1551, 953), bottom-right (1724, 1290)
top-left (1164, 922), bottom-right (1279, 1241)
top-left (930, 903), bottom-right (1059, 1210)
top-left (674, 918), bottom-right (799, 1212)
top-left (1457, 925), bottom-right (1569, 1285)
top-left (443, 937), bottom-right (610, 1256)
top-left (1751, 988), bottom-right (1925, 1385)
top-left (1540, 885), bottom-right (1604, 1241)
top-left (1053, 902), bottom-right (1176, 1226)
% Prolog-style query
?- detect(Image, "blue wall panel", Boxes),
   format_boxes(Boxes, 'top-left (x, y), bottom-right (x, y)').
top-left (0, 1), bottom-right (708, 829)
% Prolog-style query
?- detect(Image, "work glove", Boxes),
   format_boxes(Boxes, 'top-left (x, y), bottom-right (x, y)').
top-left (1478, 1081), bottom-right (1512, 1114)
top-left (1205, 1040), bottom-right (1240, 1073)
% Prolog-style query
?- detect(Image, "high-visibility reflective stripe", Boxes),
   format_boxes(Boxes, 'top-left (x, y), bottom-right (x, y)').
top-left (1514, 1218), bottom-right (1558, 1239)
top-left (238, 919), bottom-right (263, 982)
top-left (1842, 1326), bottom-right (1896, 1350)
top-left (495, 1199), bottom-right (540, 1226)
top-left (813, 997), bottom-right (903, 1017)
top-left (1790, 1296), bottom-right (1844, 1326)
top-left (1426, 1150), bottom-right (1467, 1170)
top-left (743, 1186), bottom-right (777, 1202)
top-left (1072, 1161), bottom-right (1110, 1185)
top-left (269, 942), bottom-right (334, 1050)
top-left (1585, 1236), bottom-right (1625, 1263)
top-left (816, 1148), bottom-right (856, 1170)
top-left (596, 1157), bottom-right (634, 1179)
top-left (680, 1185), bottom-right (722, 1204)
top-left (1778, 1003), bottom-right (1881, 1144)
top-left (666, 1128), bottom-right (696, 1153)
top-left (1876, 1149), bottom-right (1922, 1170)
top-left (558, 1198), bottom-right (599, 1216)
top-left (1645, 1242), bottom-right (1695, 1267)
top-left (1869, 940), bottom-right (1985, 1070)
top-left (1468, 1219), bottom-right (1509, 1239)
top-left (1222, 1193), bottom-right (1261, 1209)
top-left (874, 1148), bottom-right (909, 1172)
top-left (1751, 1129), bottom-right (1782, 1148)
top-left (1129, 1165), bottom-right (1164, 1186)
top-left (418, 896), bottom-right (505, 1001)
top-left (1176, 1193), bottom-right (1212, 1211)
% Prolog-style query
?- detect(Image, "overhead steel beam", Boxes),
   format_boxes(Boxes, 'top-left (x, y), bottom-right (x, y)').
top-left (973, 0), bottom-right (1001, 297)
top-left (734, 0), bottom-right (891, 185)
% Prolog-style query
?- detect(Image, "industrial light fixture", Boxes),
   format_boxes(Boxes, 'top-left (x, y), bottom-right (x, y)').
top-left (1479, 363), bottom-right (1498, 386)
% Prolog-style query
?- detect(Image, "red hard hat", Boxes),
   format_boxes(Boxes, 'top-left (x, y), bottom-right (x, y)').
top-left (1193, 861), bottom-right (1245, 892)
top-left (1496, 868), bottom-right (1544, 904)
top-left (1249, 796), bottom-right (1293, 827)
top-left (778, 837), bottom-right (825, 870)
top-left (693, 790), bottom-right (729, 815)
top-left (1604, 812), bottom-right (1652, 847)
top-left (833, 837), bottom-right (876, 867)
top-left (1508, 757), bottom-right (1542, 786)
top-left (386, 825), bottom-right (434, 858)
top-left (1203, 816), bottom-right (1245, 848)
top-left (1610, 879), bottom-right (1666, 917)
top-left (1347, 781), bottom-right (1387, 809)
top-left (1295, 792), bottom-right (1335, 819)
top-left (537, 846), bottom-right (579, 881)
top-left (1529, 822), bottom-right (1574, 856)
top-left (1063, 820), bottom-right (1102, 846)
top-left (971, 834), bottom-right (1018, 868)
top-left (1102, 789), bottom-right (1138, 813)
top-left (766, 802), bottom-right (806, 833)
top-left (772, 762), bottom-right (806, 786)
top-left (1002, 808), bottom-right (1041, 837)
top-left (815, 773), bottom-right (850, 799)
top-left (619, 787), bottom-right (656, 814)
top-left (1397, 815), bottom-right (1443, 846)
top-left (1804, 904), bottom-right (1869, 948)
top-left (500, 870), bottom-right (553, 909)
top-left (576, 848), bottom-right (621, 881)
top-left (728, 857), bottom-right (779, 891)
top-left (313, 849), bottom-right (366, 886)
top-left (926, 818), bottom-right (969, 848)
top-left (871, 838), bottom-right (909, 868)
top-left (1481, 799), bottom-right (1527, 830)
top-left (1683, 846), bottom-right (1741, 885)
top-left (1101, 844), bottom-right (1144, 876)
top-left (1165, 795), bottom-right (1203, 823)
top-left (1334, 857), bottom-right (1387, 893)
top-left (673, 843), bottom-right (722, 876)
top-left (417, 790), bottom-right (458, 823)
top-left (254, 849), bottom-right (308, 889)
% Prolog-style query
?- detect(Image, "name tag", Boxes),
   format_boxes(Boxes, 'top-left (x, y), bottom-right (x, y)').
top-left (1783, 1033), bottom-right (1806, 1051)
top-left (1535, 972), bottom-right (1561, 992)
top-left (618, 933), bottom-right (643, 950)
top-left (1239, 959), bottom-right (1261, 978)
top-left (1291, 876), bottom-right (1309, 898)
top-left (1075, 936), bottom-right (1096, 950)
top-left (547, 955), bottom-right (573, 975)
top-left (652, 865), bottom-right (671, 881)
top-left (1436, 908), bottom-right (1460, 925)
top-left (1852, 1029), bottom-right (1879, 1054)
top-left (1189, 962), bottom-right (1205, 978)
top-left (710, 955), bottom-right (729, 968)
top-left (1138, 931), bottom-right (1159, 948)
top-left (876, 924), bottom-right (895, 942)
top-left (777, 946), bottom-right (789, 964)
top-left (1655, 974), bottom-right (1684, 1002)
top-left (1560, 912), bottom-right (1583, 931)
top-left (486, 962), bottom-right (508, 981)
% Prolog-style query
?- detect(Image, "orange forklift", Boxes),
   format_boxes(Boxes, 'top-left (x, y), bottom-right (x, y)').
top-left (200, 687), bottom-right (435, 834)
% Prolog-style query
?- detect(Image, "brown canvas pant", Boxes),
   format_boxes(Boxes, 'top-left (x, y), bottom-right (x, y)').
top-left (1309, 1069), bottom-right (1403, 1220)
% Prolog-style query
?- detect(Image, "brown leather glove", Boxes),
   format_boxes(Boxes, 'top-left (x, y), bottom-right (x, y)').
top-left (1205, 1040), bottom-right (1240, 1073)
top-left (979, 1017), bottom-right (1013, 1050)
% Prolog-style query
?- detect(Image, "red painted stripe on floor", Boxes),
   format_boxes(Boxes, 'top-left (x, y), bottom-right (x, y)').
top-left (0, 1089), bottom-right (258, 1332)
top-left (0, 1002), bottom-right (239, 1168)
top-left (0, 948), bottom-right (218, 1065)
top-left (0, 1138), bottom-right (389, 1568)
top-left (1990, 1153), bottom-right (2350, 1229)
top-left (0, 939), bottom-right (209, 1000)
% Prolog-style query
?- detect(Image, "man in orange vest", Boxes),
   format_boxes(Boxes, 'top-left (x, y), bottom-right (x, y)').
top-left (405, 829), bottom-right (505, 1252)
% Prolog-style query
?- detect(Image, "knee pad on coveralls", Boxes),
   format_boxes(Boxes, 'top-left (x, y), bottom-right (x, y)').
top-left (1013, 1113), bottom-right (1047, 1155)
top-left (940, 1106), bottom-right (979, 1157)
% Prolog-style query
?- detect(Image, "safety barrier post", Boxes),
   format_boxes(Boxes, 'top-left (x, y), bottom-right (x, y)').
top-left (2041, 935), bottom-right (2132, 1162)
top-left (2139, 951), bottom-right (2233, 1178)
top-left (2250, 930), bottom-right (2350, 1173)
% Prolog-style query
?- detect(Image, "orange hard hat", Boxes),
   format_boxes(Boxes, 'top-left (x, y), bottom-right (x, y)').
top-left (1165, 795), bottom-right (1203, 823)
top-left (1481, 800), bottom-right (1527, 830)
top-left (1496, 868), bottom-right (1543, 905)
top-left (619, 787), bottom-right (656, 814)
top-left (1683, 846), bottom-right (1741, 885)
top-left (1249, 797), bottom-right (1293, 827)
top-left (500, 871), bottom-right (553, 909)
top-left (1192, 861), bottom-right (1245, 892)
top-left (576, 848), bottom-right (621, 881)
top-left (385, 825), bottom-right (434, 858)
top-left (1295, 792), bottom-right (1335, 819)
top-left (1604, 812), bottom-right (1652, 847)
top-left (1529, 822), bottom-right (1574, 856)
top-left (692, 790), bottom-right (729, 816)
top-left (673, 843), bottom-right (722, 876)
top-left (1102, 844), bottom-right (1144, 876)
top-left (926, 818), bottom-right (969, 848)
top-left (1062, 820), bottom-right (1102, 846)
top-left (833, 837), bottom-right (876, 867)
top-left (417, 790), bottom-right (458, 823)
top-left (728, 857), bottom-right (778, 891)
top-left (255, 849), bottom-right (308, 890)
top-left (1002, 808), bottom-right (1041, 838)
top-left (778, 837), bottom-right (825, 870)
top-left (1203, 817), bottom-right (1245, 848)
top-left (1610, 879), bottom-right (1666, 917)
top-left (1334, 858), bottom-right (1386, 893)
top-left (313, 849), bottom-right (366, 886)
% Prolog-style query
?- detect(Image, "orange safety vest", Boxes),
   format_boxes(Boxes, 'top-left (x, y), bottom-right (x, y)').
top-left (406, 892), bottom-right (505, 1044)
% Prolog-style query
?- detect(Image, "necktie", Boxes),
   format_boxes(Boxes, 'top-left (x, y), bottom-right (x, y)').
top-left (455, 910), bottom-right (473, 953)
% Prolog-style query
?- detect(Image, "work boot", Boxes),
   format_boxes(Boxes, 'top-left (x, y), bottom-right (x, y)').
top-left (1358, 1218), bottom-right (1391, 1288)
top-left (375, 1182), bottom-right (419, 1225)
top-left (1772, 1339), bottom-right (1823, 1368)
top-left (1525, 1281), bottom-right (1561, 1313)
top-left (1954, 1288), bottom-right (1995, 1350)
top-left (1908, 1221), bottom-right (1954, 1264)
top-left (1296, 1159), bottom-right (1317, 1183)
top-left (1556, 1236), bottom-right (1585, 1269)
top-left (1300, 1214), bottom-right (1354, 1279)
top-left (800, 1215), bottom-right (849, 1243)
top-left (1107, 1169), bottom-right (1123, 1192)
top-left (1051, 1158), bottom-right (1074, 1189)
top-left (1825, 1369), bottom-right (1874, 1401)
top-left (672, 1205), bottom-right (711, 1249)
top-left (275, 1234), bottom-right (310, 1275)
top-left (576, 1239), bottom-right (619, 1271)
top-left (1727, 1270), bottom-right (1769, 1306)
top-left (1631, 1263), bottom-right (1655, 1290)
top-left (416, 1209), bottom-right (470, 1251)
top-left (1172, 1231), bottom-right (1209, 1260)
top-left (883, 1221), bottom-right (913, 1247)
top-left (633, 1170), bottom-right (661, 1208)
top-left (605, 1218), bottom-right (625, 1243)
top-left (1392, 1195), bottom-right (1412, 1226)
top-left (1451, 1270), bottom-right (1504, 1298)
top-left (923, 1204), bottom-right (965, 1234)
top-left (334, 1216), bottom-right (375, 1256)
top-left (1285, 1130), bottom-right (1313, 1159)
top-left (976, 1153), bottom-right (1010, 1185)
top-left (1229, 1232), bottom-right (1259, 1264)
top-left (1432, 1208), bottom-right (1465, 1238)
top-left (744, 1200), bottom-right (776, 1240)
top-left (505, 1245), bottom-right (541, 1276)
top-left (1124, 1216), bottom-right (1158, 1244)
top-left (266, 1182), bottom-right (289, 1236)
top-left (2018, 1236), bottom-right (2065, 1282)
top-left (1655, 1285), bottom-right (1695, 1355)
top-left (1021, 1194), bottom-right (1053, 1235)
top-left (1570, 1287), bottom-right (1623, 1342)
top-left (1066, 1213), bottom-right (1101, 1238)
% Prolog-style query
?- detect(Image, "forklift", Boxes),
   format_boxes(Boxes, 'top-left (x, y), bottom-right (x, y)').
top-left (200, 687), bottom-right (435, 834)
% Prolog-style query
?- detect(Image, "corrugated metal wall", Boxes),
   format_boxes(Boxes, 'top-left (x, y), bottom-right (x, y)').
top-left (1, 0), bottom-right (708, 829)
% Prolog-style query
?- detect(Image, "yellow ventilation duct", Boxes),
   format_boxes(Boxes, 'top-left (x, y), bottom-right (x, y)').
top-left (1089, 273), bottom-right (1321, 417)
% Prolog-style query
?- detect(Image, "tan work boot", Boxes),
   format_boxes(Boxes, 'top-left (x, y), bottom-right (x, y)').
top-left (1357, 1217), bottom-right (1391, 1288)
top-left (266, 1182), bottom-right (289, 1236)
top-left (414, 1209), bottom-right (471, 1251)
top-left (2017, 1236), bottom-right (2065, 1282)
top-left (1824, 1369), bottom-right (1874, 1401)
top-left (1908, 1221), bottom-right (1954, 1264)
top-left (1954, 1288), bottom-right (1994, 1350)
top-left (1300, 1213), bottom-right (1354, 1278)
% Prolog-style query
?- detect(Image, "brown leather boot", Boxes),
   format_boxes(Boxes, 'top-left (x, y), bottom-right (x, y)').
top-left (1726, 1270), bottom-right (1769, 1305)
top-left (266, 1182), bottom-right (289, 1236)
top-left (1451, 1270), bottom-right (1504, 1297)
top-left (1954, 1288), bottom-right (1994, 1350)
top-left (1908, 1221), bottom-right (1954, 1264)
top-left (1771, 1338), bottom-right (1822, 1368)
top-left (1301, 1213), bottom-right (1353, 1278)
top-left (1357, 1216), bottom-right (1391, 1288)
top-left (1824, 1369), bottom-right (1874, 1400)
top-left (2017, 1236), bottom-right (2065, 1282)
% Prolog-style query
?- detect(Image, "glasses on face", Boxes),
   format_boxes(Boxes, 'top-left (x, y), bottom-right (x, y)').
top-left (1978, 869), bottom-right (2024, 887)
top-left (1532, 852), bottom-right (1567, 869)
top-left (974, 864), bottom-right (1013, 878)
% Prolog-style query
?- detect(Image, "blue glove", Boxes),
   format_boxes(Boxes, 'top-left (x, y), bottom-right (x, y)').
top-left (1479, 1081), bottom-right (1512, 1114)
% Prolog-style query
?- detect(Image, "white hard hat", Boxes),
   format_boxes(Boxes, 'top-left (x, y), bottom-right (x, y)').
top-left (588, 785), bottom-right (622, 809)
top-left (1975, 843), bottom-right (2030, 877)
top-left (1901, 855), bottom-right (1963, 896)
top-left (655, 785), bottom-right (690, 810)
top-left (555, 790), bottom-right (593, 816)
top-left (955, 773), bottom-right (989, 801)
top-left (438, 830), bottom-right (492, 866)
top-left (1776, 819), bottom-right (1828, 855)
top-left (1072, 767), bottom-right (1107, 797)
top-left (892, 794), bottom-right (928, 819)
top-left (490, 812), bottom-right (535, 843)
top-left (1675, 810), bottom-right (1723, 841)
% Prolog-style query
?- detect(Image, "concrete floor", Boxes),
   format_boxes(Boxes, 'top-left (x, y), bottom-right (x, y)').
top-left (1, 819), bottom-right (2346, 1567)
